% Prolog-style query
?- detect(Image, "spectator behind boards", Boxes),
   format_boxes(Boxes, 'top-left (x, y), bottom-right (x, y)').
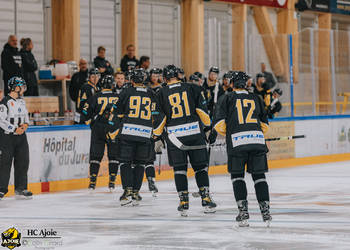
top-left (261, 62), bottom-right (276, 90)
top-left (94, 46), bottom-right (114, 77)
top-left (120, 44), bottom-right (139, 72)
top-left (20, 38), bottom-right (38, 96)
top-left (69, 58), bottom-right (89, 108)
top-left (1, 35), bottom-right (23, 95)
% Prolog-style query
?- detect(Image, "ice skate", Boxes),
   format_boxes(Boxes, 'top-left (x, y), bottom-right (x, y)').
top-left (15, 190), bottom-right (33, 200)
top-left (120, 188), bottom-right (133, 206)
top-left (259, 201), bottom-right (272, 227)
top-left (236, 200), bottom-right (249, 227)
top-left (0, 192), bottom-right (4, 200)
top-left (108, 174), bottom-right (116, 192)
top-left (88, 174), bottom-right (97, 192)
top-left (177, 191), bottom-right (189, 217)
top-left (147, 177), bottom-right (158, 197)
top-left (132, 190), bottom-right (142, 206)
top-left (199, 187), bottom-right (216, 213)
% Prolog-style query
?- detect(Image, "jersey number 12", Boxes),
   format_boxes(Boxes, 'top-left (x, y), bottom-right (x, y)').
top-left (236, 99), bottom-right (257, 124)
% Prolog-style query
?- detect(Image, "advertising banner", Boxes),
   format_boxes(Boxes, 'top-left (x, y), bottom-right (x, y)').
top-left (216, 0), bottom-right (288, 8)
top-left (19, 129), bottom-right (91, 184)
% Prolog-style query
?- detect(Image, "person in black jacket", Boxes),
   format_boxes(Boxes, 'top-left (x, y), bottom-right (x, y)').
top-left (1, 35), bottom-right (23, 95)
top-left (69, 58), bottom-right (89, 108)
top-left (20, 38), bottom-right (38, 96)
top-left (120, 44), bottom-right (139, 72)
top-left (93, 46), bottom-right (114, 77)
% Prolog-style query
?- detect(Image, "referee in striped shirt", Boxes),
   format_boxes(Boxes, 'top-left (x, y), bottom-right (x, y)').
top-left (0, 76), bottom-right (32, 200)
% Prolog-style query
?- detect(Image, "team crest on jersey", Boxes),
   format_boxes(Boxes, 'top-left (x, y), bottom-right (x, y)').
top-left (1, 228), bottom-right (21, 249)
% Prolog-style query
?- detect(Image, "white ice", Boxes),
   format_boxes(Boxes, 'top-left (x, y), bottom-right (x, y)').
top-left (1, 161), bottom-right (350, 250)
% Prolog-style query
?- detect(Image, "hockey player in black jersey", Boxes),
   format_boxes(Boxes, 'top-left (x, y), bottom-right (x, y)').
top-left (202, 66), bottom-right (225, 117)
top-left (266, 88), bottom-right (283, 119)
top-left (76, 68), bottom-right (100, 123)
top-left (213, 71), bottom-right (272, 227)
top-left (108, 69), bottom-right (164, 206)
top-left (80, 75), bottom-right (119, 192)
top-left (157, 65), bottom-right (216, 216)
top-left (144, 67), bottom-right (164, 195)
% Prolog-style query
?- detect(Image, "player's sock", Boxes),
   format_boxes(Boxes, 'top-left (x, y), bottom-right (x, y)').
top-left (120, 163), bottom-right (133, 190)
top-left (194, 166), bottom-right (209, 188)
top-left (145, 164), bottom-right (155, 178)
top-left (231, 173), bottom-right (247, 201)
top-left (252, 174), bottom-right (270, 202)
top-left (133, 164), bottom-right (145, 191)
top-left (174, 166), bottom-right (188, 192)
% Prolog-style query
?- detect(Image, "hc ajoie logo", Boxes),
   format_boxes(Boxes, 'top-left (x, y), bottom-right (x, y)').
top-left (1, 227), bottom-right (21, 249)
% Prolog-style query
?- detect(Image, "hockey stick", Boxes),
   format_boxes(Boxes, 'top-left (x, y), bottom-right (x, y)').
top-left (157, 152), bottom-right (162, 175)
top-left (210, 135), bottom-right (306, 147)
top-left (168, 133), bottom-right (207, 151)
top-left (265, 135), bottom-right (305, 141)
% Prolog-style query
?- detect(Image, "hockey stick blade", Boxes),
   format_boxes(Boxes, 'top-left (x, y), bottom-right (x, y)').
top-left (168, 133), bottom-right (207, 151)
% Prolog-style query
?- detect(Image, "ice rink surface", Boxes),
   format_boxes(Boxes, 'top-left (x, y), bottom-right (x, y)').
top-left (1, 161), bottom-right (350, 250)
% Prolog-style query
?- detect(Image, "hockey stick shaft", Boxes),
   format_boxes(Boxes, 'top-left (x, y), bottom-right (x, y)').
top-left (211, 135), bottom-right (306, 147)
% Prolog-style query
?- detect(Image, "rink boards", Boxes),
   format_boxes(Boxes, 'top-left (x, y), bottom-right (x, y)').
top-left (5, 116), bottom-right (350, 196)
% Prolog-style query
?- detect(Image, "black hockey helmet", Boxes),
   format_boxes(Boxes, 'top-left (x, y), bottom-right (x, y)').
top-left (100, 75), bottom-right (116, 90)
top-left (89, 68), bottom-right (100, 77)
top-left (231, 71), bottom-right (249, 89)
top-left (131, 68), bottom-right (146, 84)
top-left (163, 65), bottom-right (178, 80)
top-left (8, 76), bottom-right (26, 92)
top-left (177, 67), bottom-right (185, 75)
top-left (223, 71), bottom-right (235, 80)
top-left (256, 73), bottom-right (265, 79)
top-left (150, 67), bottom-right (162, 75)
top-left (189, 74), bottom-right (199, 82)
top-left (273, 88), bottom-right (283, 96)
top-left (193, 71), bottom-right (204, 80)
top-left (209, 66), bottom-right (219, 74)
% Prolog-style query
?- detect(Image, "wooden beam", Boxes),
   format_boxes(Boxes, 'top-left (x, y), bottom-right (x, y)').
top-left (121, 0), bottom-right (138, 56)
top-left (232, 4), bottom-right (247, 71)
top-left (52, 0), bottom-right (80, 62)
top-left (318, 13), bottom-right (332, 114)
top-left (181, 0), bottom-right (204, 75)
top-left (277, 0), bottom-right (299, 83)
top-left (252, 6), bottom-right (284, 78)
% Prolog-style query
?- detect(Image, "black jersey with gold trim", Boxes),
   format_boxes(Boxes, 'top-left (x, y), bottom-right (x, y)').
top-left (109, 85), bottom-right (164, 143)
top-left (214, 89), bottom-right (269, 155)
top-left (157, 80), bottom-right (211, 145)
top-left (80, 89), bottom-right (119, 126)
top-left (77, 82), bottom-right (98, 114)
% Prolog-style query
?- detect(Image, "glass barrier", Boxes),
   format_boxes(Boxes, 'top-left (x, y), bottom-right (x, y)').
top-left (247, 28), bottom-right (350, 118)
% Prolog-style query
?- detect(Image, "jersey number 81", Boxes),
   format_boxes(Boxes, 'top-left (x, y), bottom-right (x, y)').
top-left (168, 91), bottom-right (190, 119)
